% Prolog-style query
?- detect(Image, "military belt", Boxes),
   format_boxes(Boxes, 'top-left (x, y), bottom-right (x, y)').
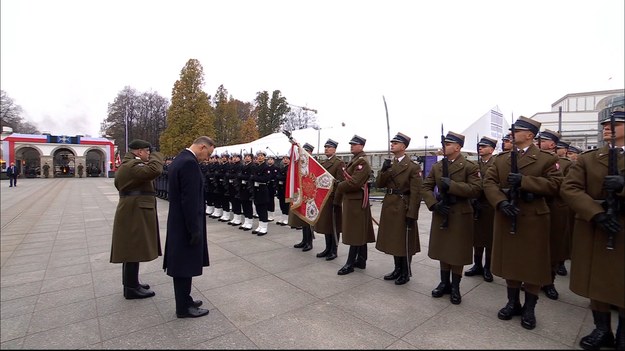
top-left (119, 191), bottom-right (156, 197)
top-left (385, 189), bottom-right (409, 196)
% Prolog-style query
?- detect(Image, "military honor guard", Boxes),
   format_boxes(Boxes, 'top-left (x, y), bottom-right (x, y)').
top-left (483, 116), bottom-right (563, 330)
top-left (266, 154), bottom-right (279, 221)
top-left (204, 155), bottom-right (219, 215)
top-left (422, 131), bottom-right (481, 304)
top-left (250, 150), bottom-right (272, 235)
top-left (238, 151), bottom-right (255, 230)
top-left (334, 135), bottom-right (375, 275)
top-left (560, 107), bottom-right (624, 350)
top-left (375, 132), bottom-right (423, 285)
top-left (314, 139), bottom-right (345, 261)
top-left (465, 136), bottom-right (498, 282)
top-left (227, 152), bottom-right (244, 226)
top-left (566, 144), bottom-right (583, 162)
top-left (502, 133), bottom-right (513, 152)
top-left (275, 154), bottom-right (291, 226)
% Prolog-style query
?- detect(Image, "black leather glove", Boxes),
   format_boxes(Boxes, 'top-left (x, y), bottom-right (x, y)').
top-left (440, 177), bottom-right (451, 192)
top-left (189, 231), bottom-right (202, 245)
top-left (405, 217), bottom-right (416, 229)
top-left (507, 173), bottom-right (523, 187)
top-left (431, 201), bottom-right (450, 216)
top-left (381, 159), bottom-right (392, 172)
top-left (592, 212), bottom-right (621, 235)
top-left (497, 200), bottom-right (520, 217)
top-left (470, 199), bottom-right (481, 219)
top-left (603, 175), bottom-right (625, 192)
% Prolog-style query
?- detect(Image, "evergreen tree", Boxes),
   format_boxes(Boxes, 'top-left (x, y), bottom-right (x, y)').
top-left (212, 85), bottom-right (241, 145)
top-left (159, 59), bottom-right (214, 156)
top-left (254, 90), bottom-right (290, 137)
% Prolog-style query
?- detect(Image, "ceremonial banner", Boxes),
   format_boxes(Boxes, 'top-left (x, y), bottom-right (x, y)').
top-left (285, 143), bottom-right (335, 225)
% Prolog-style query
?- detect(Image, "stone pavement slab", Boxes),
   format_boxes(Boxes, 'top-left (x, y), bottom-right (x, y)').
top-left (0, 177), bottom-right (609, 349)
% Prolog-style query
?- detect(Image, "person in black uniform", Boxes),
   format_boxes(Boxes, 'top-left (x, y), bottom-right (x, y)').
top-left (251, 150), bottom-right (272, 235)
top-left (275, 154), bottom-right (291, 225)
top-left (210, 154), bottom-right (225, 219)
top-left (266, 155), bottom-right (279, 222)
top-left (204, 155), bottom-right (218, 215)
top-left (238, 151), bottom-right (255, 231)
top-left (218, 153), bottom-right (233, 223)
top-left (227, 152), bottom-right (243, 226)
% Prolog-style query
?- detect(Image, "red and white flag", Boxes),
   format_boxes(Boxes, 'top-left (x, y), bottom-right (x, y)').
top-left (285, 143), bottom-right (335, 226)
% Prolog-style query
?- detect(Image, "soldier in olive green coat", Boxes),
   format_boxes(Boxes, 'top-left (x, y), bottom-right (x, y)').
top-left (422, 131), bottom-right (481, 305)
top-left (376, 132), bottom-right (422, 285)
top-left (483, 116), bottom-right (562, 331)
top-left (110, 139), bottom-right (163, 300)
top-left (334, 135), bottom-right (375, 276)
top-left (314, 139), bottom-right (345, 261)
top-left (560, 108), bottom-right (624, 350)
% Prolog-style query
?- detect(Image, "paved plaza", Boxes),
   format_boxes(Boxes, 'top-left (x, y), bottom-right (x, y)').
top-left (0, 177), bottom-right (609, 349)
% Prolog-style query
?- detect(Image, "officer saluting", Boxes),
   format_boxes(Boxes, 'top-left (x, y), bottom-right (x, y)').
top-left (560, 106), bottom-right (624, 350)
top-left (335, 135), bottom-right (375, 275)
top-left (376, 132), bottom-right (423, 285)
top-left (483, 116), bottom-right (562, 330)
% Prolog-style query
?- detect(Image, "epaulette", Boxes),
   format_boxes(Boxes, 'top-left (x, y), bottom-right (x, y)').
top-left (495, 151), bottom-right (511, 158)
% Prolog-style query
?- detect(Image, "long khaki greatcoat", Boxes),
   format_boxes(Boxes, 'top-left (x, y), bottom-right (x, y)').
top-left (375, 156), bottom-right (422, 256)
top-left (473, 156), bottom-right (496, 248)
top-left (110, 152), bottom-right (164, 263)
top-left (335, 151), bottom-right (375, 246)
top-left (422, 154), bottom-right (481, 265)
top-left (547, 156), bottom-right (573, 263)
top-left (560, 145), bottom-right (624, 308)
top-left (314, 155), bottom-right (345, 236)
top-left (483, 144), bottom-right (562, 286)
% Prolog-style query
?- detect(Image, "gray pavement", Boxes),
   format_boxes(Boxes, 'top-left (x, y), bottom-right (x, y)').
top-left (0, 177), bottom-right (603, 349)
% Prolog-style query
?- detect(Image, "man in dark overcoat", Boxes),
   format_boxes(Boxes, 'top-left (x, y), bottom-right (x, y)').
top-left (314, 139), bottom-right (345, 261)
top-left (422, 131), bottom-right (481, 304)
top-left (110, 139), bottom-right (163, 299)
top-left (376, 132), bottom-right (423, 285)
top-left (163, 136), bottom-right (215, 318)
top-left (483, 116), bottom-right (562, 331)
top-left (334, 135), bottom-right (375, 275)
top-left (465, 136), bottom-right (497, 282)
top-left (560, 107), bottom-right (624, 350)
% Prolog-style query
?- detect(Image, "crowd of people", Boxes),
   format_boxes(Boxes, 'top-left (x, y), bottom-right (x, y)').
top-left (112, 106), bottom-right (623, 350)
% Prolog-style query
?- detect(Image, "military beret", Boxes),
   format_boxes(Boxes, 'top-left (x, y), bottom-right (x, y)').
top-left (478, 136), bottom-right (498, 148)
top-left (128, 139), bottom-right (151, 150)
top-left (303, 143), bottom-right (315, 153)
top-left (537, 129), bottom-right (561, 143)
top-left (390, 132), bottom-right (411, 147)
top-left (510, 116), bottom-right (541, 135)
top-left (324, 138), bottom-right (338, 148)
top-left (444, 131), bottom-right (465, 147)
top-left (349, 135), bottom-right (366, 145)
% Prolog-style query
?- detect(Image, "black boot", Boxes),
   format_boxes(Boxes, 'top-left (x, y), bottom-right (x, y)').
top-left (302, 227), bottom-right (313, 252)
top-left (521, 292), bottom-right (538, 330)
top-left (579, 311), bottom-right (615, 350)
top-left (293, 229), bottom-right (306, 248)
top-left (616, 315), bottom-right (624, 350)
top-left (450, 273), bottom-right (462, 304)
top-left (354, 244), bottom-right (367, 269)
top-left (464, 251), bottom-right (484, 277)
top-left (384, 256), bottom-right (402, 281)
top-left (316, 234), bottom-right (332, 257)
top-left (326, 234), bottom-right (339, 261)
top-left (498, 287), bottom-right (523, 320)
top-left (395, 257), bottom-right (410, 285)
top-left (123, 262), bottom-right (155, 299)
top-left (556, 261), bottom-right (568, 276)
top-left (483, 249), bottom-right (493, 282)
top-left (338, 246), bottom-right (358, 275)
top-left (541, 284), bottom-right (559, 300)
top-left (432, 270), bottom-right (451, 297)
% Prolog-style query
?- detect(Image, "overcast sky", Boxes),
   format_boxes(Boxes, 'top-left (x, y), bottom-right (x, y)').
top-left (1, 0), bottom-right (623, 144)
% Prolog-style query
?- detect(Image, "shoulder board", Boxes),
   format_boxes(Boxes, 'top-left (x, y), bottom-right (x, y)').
top-left (581, 148), bottom-right (596, 155)
top-left (539, 149), bottom-right (556, 156)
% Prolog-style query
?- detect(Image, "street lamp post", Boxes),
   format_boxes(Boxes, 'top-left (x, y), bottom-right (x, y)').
top-left (423, 135), bottom-right (428, 179)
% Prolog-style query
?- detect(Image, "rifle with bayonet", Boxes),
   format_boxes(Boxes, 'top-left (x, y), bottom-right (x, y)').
top-left (440, 124), bottom-right (450, 229)
top-left (604, 111), bottom-right (620, 250)
top-left (509, 116), bottom-right (519, 234)
top-left (472, 134), bottom-right (481, 220)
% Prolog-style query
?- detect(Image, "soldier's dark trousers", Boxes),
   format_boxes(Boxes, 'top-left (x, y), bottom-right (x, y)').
top-left (221, 196), bottom-right (231, 212)
top-left (267, 195), bottom-right (275, 212)
top-left (255, 203), bottom-right (268, 222)
top-left (317, 235), bottom-right (333, 257)
top-left (355, 244), bottom-right (367, 268)
top-left (242, 200), bottom-right (253, 218)
top-left (173, 277), bottom-right (192, 314)
top-left (231, 198), bottom-right (242, 215)
top-left (278, 196), bottom-right (289, 216)
top-left (302, 226), bottom-right (313, 251)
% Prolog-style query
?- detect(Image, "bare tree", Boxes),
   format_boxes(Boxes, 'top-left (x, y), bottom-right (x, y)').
top-left (0, 90), bottom-right (40, 133)
top-left (282, 107), bottom-right (318, 131)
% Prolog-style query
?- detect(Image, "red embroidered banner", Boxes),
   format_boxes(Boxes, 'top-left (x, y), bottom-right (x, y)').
top-left (286, 143), bottom-right (334, 225)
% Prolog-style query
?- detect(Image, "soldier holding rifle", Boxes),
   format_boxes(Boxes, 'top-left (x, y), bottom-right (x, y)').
top-left (560, 106), bottom-right (624, 350)
top-left (422, 130), bottom-right (481, 304)
top-left (376, 132), bottom-right (423, 285)
top-left (483, 116), bottom-right (562, 330)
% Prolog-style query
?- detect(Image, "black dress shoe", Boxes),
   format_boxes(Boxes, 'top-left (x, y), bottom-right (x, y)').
top-left (139, 282), bottom-right (150, 290)
top-left (302, 244), bottom-right (313, 252)
top-left (541, 284), bottom-right (559, 300)
top-left (337, 265), bottom-right (354, 275)
top-left (498, 302), bottom-right (523, 320)
top-left (483, 268), bottom-right (493, 282)
top-left (293, 241), bottom-right (305, 248)
top-left (316, 248), bottom-right (330, 258)
top-left (464, 265), bottom-right (483, 277)
top-left (384, 268), bottom-right (401, 281)
top-left (556, 263), bottom-right (568, 276)
top-left (431, 283), bottom-right (451, 298)
top-left (124, 286), bottom-right (155, 300)
top-left (177, 306), bottom-right (209, 318)
top-left (325, 253), bottom-right (337, 261)
top-left (354, 261), bottom-right (366, 269)
top-left (395, 275), bottom-right (410, 285)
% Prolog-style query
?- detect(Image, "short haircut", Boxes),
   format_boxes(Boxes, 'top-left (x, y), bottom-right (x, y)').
top-left (193, 136), bottom-right (215, 147)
